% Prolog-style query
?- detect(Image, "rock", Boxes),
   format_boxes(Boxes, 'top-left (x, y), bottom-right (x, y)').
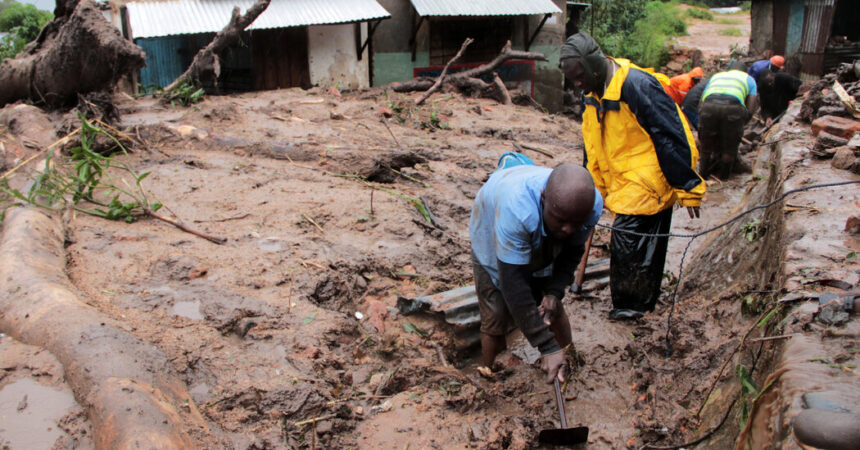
top-left (792, 409), bottom-right (860, 450)
top-left (813, 131), bottom-right (849, 156)
top-left (802, 391), bottom-right (852, 413)
top-left (816, 105), bottom-right (852, 119)
top-left (365, 300), bottom-right (388, 333)
top-left (845, 216), bottom-right (860, 234)
top-left (831, 146), bottom-right (858, 169)
top-left (811, 115), bottom-right (860, 139)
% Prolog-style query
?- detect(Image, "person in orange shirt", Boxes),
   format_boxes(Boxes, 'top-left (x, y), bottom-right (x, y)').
top-left (665, 67), bottom-right (704, 105)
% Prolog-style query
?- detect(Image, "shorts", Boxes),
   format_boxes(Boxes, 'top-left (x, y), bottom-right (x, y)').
top-left (472, 252), bottom-right (543, 336)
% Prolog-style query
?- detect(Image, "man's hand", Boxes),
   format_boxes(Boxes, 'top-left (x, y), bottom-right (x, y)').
top-left (539, 295), bottom-right (561, 326)
top-left (541, 350), bottom-right (567, 384)
top-left (686, 206), bottom-right (700, 219)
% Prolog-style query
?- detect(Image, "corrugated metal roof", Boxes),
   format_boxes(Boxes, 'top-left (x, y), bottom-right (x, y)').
top-left (409, 0), bottom-right (561, 17)
top-left (126, 0), bottom-right (391, 39)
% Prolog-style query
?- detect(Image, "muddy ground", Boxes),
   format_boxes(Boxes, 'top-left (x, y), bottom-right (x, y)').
top-left (1, 82), bottom-right (790, 449)
top-left (674, 6), bottom-right (750, 59)
top-left (2, 23), bottom-right (859, 443)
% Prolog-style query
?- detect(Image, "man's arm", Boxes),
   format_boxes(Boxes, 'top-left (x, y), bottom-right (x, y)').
top-left (746, 94), bottom-right (758, 116)
top-left (498, 261), bottom-right (561, 355)
top-left (621, 69), bottom-right (705, 202)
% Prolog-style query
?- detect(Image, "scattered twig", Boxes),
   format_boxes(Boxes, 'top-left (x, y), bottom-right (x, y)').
top-left (380, 118), bottom-right (401, 148)
top-left (435, 343), bottom-right (450, 367)
top-left (302, 213), bottom-right (324, 233)
top-left (299, 260), bottom-right (326, 270)
top-left (193, 213), bottom-right (251, 223)
top-left (417, 38), bottom-right (474, 105)
top-left (326, 395), bottom-right (390, 406)
top-left (294, 413), bottom-right (336, 427)
top-left (747, 334), bottom-right (795, 343)
top-left (642, 397), bottom-right (738, 450)
top-left (146, 208), bottom-right (227, 244)
top-left (1, 127), bottom-right (81, 179)
top-left (514, 143), bottom-right (555, 158)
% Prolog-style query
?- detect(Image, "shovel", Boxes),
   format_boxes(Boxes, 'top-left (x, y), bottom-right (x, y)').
top-left (538, 379), bottom-right (589, 446)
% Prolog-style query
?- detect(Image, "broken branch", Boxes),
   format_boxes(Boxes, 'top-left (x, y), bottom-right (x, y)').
top-left (416, 37), bottom-right (474, 105)
top-left (294, 414), bottom-right (336, 427)
top-left (165, 0), bottom-right (271, 91)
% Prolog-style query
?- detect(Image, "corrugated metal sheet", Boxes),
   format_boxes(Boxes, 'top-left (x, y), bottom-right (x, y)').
top-left (126, 0), bottom-right (390, 39)
top-left (137, 35), bottom-right (196, 88)
top-left (409, 0), bottom-right (561, 17)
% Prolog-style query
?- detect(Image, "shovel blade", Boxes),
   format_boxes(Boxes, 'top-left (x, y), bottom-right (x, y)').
top-left (537, 426), bottom-right (589, 446)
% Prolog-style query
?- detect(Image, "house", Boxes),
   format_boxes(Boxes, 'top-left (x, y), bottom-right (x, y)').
top-left (370, 0), bottom-right (568, 111)
top-left (750, 0), bottom-right (857, 79)
top-left (110, 0), bottom-right (391, 91)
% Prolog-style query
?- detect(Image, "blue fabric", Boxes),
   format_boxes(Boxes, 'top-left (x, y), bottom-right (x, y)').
top-left (497, 152), bottom-right (535, 169)
top-left (748, 59), bottom-right (770, 80)
top-left (469, 165), bottom-right (603, 287)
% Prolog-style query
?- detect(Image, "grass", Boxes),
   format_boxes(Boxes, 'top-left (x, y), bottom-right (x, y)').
top-left (719, 27), bottom-right (744, 36)
top-left (716, 18), bottom-right (742, 25)
top-left (683, 8), bottom-right (713, 21)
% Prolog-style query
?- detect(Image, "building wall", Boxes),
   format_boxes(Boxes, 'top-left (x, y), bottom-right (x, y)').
top-left (786, 0), bottom-right (806, 57)
top-left (307, 23), bottom-right (370, 89)
top-left (371, 0), bottom-right (566, 112)
top-left (750, 0), bottom-right (774, 56)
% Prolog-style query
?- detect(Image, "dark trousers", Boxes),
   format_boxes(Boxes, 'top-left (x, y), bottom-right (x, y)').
top-left (609, 207), bottom-right (672, 312)
top-left (698, 100), bottom-right (749, 179)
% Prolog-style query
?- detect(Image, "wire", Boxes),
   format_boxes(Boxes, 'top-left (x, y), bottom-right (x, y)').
top-left (593, 179), bottom-right (860, 357)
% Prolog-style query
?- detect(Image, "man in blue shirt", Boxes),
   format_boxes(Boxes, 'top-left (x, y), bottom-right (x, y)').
top-left (469, 161), bottom-right (602, 383)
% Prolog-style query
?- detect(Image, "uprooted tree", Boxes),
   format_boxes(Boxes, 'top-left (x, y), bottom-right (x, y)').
top-left (390, 40), bottom-right (548, 105)
top-left (0, 0), bottom-right (145, 108)
top-left (165, 0), bottom-right (271, 91)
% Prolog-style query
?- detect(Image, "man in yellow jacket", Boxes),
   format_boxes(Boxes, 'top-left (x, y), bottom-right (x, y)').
top-left (559, 33), bottom-right (706, 320)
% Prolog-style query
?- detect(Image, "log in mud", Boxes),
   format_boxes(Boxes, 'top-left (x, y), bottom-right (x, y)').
top-left (0, 207), bottom-right (217, 448)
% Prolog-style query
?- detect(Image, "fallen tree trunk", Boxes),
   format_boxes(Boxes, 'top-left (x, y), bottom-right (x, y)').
top-left (0, 207), bottom-right (219, 448)
top-left (0, 0), bottom-right (145, 108)
top-left (390, 40), bottom-right (547, 100)
top-left (165, 0), bottom-right (271, 91)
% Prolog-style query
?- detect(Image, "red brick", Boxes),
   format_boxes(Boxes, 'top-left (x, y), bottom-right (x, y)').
top-left (811, 115), bottom-right (860, 139)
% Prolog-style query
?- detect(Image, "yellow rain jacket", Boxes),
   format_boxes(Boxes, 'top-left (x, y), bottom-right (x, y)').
top-left (582, 58), bottom-right (706, 216)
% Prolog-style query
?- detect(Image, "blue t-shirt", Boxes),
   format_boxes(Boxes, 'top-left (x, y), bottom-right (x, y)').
top-left (469, 165), bottom-right (603, 288)
top-left (748, 59), bottom-right (771, 80)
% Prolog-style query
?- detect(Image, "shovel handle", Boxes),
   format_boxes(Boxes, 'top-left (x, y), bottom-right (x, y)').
top-left (572, 230), bottom-right (594, 293)
top-left (554, 378), bottom-right (568, 429)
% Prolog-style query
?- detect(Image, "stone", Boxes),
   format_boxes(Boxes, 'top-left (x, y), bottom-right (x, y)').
top-left (814, 131), bottom-right (849, 155)
top-left (815, 105), bottom-right (852, 120)
top-left (831, 146), bottom-right (858, 169)
top-left (846, 216), bottom-right (860, 234)
top-left (793, 409), bottom-right (860, 450)
top-left (811, 115), bottom-right (860, 139)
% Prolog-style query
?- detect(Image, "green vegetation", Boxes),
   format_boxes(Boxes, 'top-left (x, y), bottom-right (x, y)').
top-left (716, 17), bottom-right (743, 25)
top-left (582, 0), bottom-right (688, 69)
top-left (684, 7), bottom-right (714, 21)
top-left (162, 80), bottom-right (206, 106)
top-left (719, 27), bottom-right (744, 36)
top-left (0, 1), bottom-right (52, 61)
top-left (1, 116), bottom-right (162, 224)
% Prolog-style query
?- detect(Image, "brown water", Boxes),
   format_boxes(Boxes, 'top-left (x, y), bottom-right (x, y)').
top-left (0, 378), bottom-right (78, 449)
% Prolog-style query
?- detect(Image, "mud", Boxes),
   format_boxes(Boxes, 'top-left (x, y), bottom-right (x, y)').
top-left (1, 71), bottom-right (856, 448)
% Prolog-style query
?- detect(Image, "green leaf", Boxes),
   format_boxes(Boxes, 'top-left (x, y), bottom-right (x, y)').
top-left (137, 171), bottom-right (151, 183)
top-left (402, 322), bottom-right (429, 337)
top-left (736, 364), bottom-right (757, 395)
top-left (302, 313), bottom-right (317, 325)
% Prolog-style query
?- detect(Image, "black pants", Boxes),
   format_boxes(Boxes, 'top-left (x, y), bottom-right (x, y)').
top-left (698, 100), bottom-right (749, 179)
top-left (609, 207), bottom-right (672, 312)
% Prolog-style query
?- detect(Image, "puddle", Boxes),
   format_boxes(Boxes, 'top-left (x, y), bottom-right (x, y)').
top-left (172, 300), bottom-right (203, 320)
top-left (0, 379), bottom-right (77, 449)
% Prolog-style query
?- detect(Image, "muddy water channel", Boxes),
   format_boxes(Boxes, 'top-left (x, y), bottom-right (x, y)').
top-left (2, 89), bottom-right (855, 448)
